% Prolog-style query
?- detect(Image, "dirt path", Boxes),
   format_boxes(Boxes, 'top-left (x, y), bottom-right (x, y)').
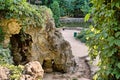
top-left (61, 29), bottom-right (88, 57)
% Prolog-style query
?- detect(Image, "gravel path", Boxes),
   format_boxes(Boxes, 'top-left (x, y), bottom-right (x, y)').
top-left (61, 29), bottom-right (88, 57)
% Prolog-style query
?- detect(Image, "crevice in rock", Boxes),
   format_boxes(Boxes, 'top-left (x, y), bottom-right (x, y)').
top-left (10, 31), bottom-right (33, 65)
top-left (42, 59), bottom-right (54, 73)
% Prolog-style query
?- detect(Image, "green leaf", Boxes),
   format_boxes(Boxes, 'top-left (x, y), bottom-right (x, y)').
top-left (117, 63), bottom-right (120, 69)
top-left (116, 72), bottom-right (120, 79)
top-left (115, 32), bottom-right (120, 37)
top-left (114, 39), bottom-right (120, 46)
top-left (108, 37), bottom-right (115, 46)
top-left (115, 3), bottom-right (120, 8)
top-left (84, 13), bottom-right (90, 22)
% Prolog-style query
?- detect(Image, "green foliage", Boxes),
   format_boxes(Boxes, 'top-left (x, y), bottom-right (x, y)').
top-left (86, 0), bottom-right (120, 79)
top-left (0, 0), bottom-right (49, 30)
top-left (0, 46), bottom-right (23, 80)
top-left (7, 64), bottom-right (24, 80)
top-left (0, 46), bottom-right (13, 64)
top-left (76, 29), bottom-right (87, 43)
top-left (0, 1), bottom-right (51, 79)
top-left (42, 0), bottom-right (53, 7)
top-left (61, 0), bottom-right (75, 17)
top-left (84, 13), bottom-right (90, 22)
top-left (39, 0), bottom-right (92, 17)
top-left (81, 0), bottom-right (92, 15)
top-left (50, 1), bottom-right (60, 27)
top-left (1, 63), bottom-right (24, 80)
top-left (72, 0), bottom-right (92, 17)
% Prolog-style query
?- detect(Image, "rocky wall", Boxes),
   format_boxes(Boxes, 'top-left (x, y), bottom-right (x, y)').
top-left (0, 7), bottom-right (75, 73)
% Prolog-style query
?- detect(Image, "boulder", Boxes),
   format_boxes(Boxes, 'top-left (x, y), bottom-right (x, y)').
top-left (0, 66), bottom-right (10, 80)
top-left (20, 61), bottom-right (44, 80)
top-left (1, 7), bottom-right (75, 73)
top-left (0, 19), bottom-right (21, 48)
top-left (24, 9), bottom-right (74, 72)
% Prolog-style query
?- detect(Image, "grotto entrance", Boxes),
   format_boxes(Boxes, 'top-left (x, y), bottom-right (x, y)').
top-left (10, 31), bottom-right (33, 65)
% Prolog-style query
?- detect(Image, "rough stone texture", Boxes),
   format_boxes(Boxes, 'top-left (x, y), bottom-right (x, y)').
top-left (1, 8), bottom-right (74, 73)
top-left (0, 19), bottom-right (21, 48)
top-left (0, 66), bottom-right (10, 80)
top-left (43, 57), bottom-right (91, 80)
top-left (20, 61), bottom-right (44, 80)
top-left (24, 9), bottom-right (74, 73)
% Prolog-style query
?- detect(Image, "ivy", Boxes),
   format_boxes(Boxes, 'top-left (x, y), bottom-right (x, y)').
top-left (0, 0), bottom-right (52, 30)
top-left (86, 0), bottom-right (120, 79)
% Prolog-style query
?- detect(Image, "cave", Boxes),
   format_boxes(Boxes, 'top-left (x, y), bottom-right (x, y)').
top-left (10, 31), bottom-right (33, 65)
top-left (42, 59), bottom-right (54, 73)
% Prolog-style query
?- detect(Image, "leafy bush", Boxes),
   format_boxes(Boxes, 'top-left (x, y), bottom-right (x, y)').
top-left (86, 0), bottom-right (120, 79)
top-left (76, 29), bottom-right (87, 43)
top-left (0, 46), bottom-right (23, 80)
top-left (81, 0), bottom-right (92, 15)
top-left (6, 64), bottom-right (24, 80)
top-left (0, 46), bottom-right (13, 64)
top-left (0, 0), bottom-right (49, 30)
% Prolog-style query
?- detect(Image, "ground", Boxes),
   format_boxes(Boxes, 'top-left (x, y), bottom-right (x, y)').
top-left (43, 29), bottom-right (93, 80)
top-left (61, 29), bottom-right (88, 57)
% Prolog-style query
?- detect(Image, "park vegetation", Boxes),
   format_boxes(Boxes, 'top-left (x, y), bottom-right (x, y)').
top-left (28, 0), bottom-right (92, 27)
top-left (85, 0), bottom-right (120, 79)
top-left (1, 0), bottom-right (120, 80)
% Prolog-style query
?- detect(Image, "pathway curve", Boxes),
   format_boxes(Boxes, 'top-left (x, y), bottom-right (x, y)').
top-left (61, 29), bottom-right (88, 57)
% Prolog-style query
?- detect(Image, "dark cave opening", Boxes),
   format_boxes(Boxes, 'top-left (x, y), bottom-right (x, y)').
top-left (10, 32), bottom-right (32, 65)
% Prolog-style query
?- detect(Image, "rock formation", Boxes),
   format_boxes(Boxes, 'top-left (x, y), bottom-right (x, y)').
top-left (0, 7), bottom-right (75, 73)
top-left (0, 61), bottom-right (44, 80)
top-left (20, 61), bottom-right (44, 80)
top-left (0, 66), bottom-right (10, 80)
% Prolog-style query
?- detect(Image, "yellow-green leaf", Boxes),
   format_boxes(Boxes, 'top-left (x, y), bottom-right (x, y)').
top-left (84, 13), bottom-right (90, 22)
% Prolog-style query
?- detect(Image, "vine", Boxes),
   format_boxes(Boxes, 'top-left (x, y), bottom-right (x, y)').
top-left (86, 0), bottom-right (120, 79)
top-left (0, 0), bottom-right (52, 30)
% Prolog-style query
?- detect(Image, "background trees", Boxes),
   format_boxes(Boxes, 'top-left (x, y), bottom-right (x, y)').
top-left (27, 0), bottom-right (92, 27)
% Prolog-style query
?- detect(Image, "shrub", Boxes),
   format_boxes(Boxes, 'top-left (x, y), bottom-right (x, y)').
top-left (86, 0), bottom-right (120, 79)
top-left (0, 0), bottom-right (48, 30)
top-left (0, 46), bottom-right (23, 80)
top-left (0, 46), bottom-right (13, 64)
top-left (76, 29), bottom-right (87, 43)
